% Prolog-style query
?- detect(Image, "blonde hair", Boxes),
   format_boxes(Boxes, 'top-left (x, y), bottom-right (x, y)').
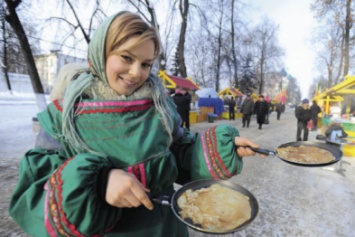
top-left (106, 12), bottom-right (160, 58)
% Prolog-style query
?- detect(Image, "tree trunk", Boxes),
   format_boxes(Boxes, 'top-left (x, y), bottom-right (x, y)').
top-left (144, 0), bottom-right (166, 71)
top-left (231, 0), bottom-right (238, 88)
top-left (215, 0), bottom-right (225, 92)
top-left (4, 0), bottom-right (46, 111)
top-left (343, 0), bottom-right (351, 76)
top-left (1, 7), bottom-right (12, 93)
top-left (178, 0), bottom-right (188, 78)
top-left (216, 29), bottom-right (222, 92)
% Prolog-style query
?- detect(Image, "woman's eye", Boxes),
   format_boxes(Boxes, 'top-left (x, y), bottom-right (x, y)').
top-left (121, 55), bottom-right (132, 62)
top-left (142, 63), bottom-right (152, 68)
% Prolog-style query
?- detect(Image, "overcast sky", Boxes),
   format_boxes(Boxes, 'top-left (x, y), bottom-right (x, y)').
top-left (249, 0), bottom-right (318, 98)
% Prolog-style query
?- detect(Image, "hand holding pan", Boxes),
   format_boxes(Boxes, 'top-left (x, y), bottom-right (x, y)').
top-left (246, 141), bottom-right (342, 167)
top-left (247, 147), bottom-right (277, 156)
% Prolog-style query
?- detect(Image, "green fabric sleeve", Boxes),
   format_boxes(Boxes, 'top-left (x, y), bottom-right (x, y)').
top-left (44, 153), bottom-right (121, 236)
top-left (171, 124), bottom-right (243, 181)
top-left (9, 149), bottom-right (67, 237)
top-left (9, 149), bottom-right (121, 237)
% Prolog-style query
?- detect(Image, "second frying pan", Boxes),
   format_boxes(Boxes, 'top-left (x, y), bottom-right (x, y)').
top-left (249, 141), bottom-right (343, 166)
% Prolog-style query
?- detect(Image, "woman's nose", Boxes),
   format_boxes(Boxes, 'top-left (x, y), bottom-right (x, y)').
top-left (129, 63), bottom-right (142, 78)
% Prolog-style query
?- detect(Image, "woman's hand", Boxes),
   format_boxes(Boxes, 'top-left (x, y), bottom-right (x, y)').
top-left (234, 137), bottom-right (265, 158)
top-left (105, 169), bottom-right (153, 210)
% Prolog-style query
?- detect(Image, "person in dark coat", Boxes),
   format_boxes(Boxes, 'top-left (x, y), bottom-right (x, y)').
top-left (173, 88), bottom-right (191, 130)
top-left (229, 96), bottom-right (236, 120)
top-left (240, 93), bottom-right (254, 128)
top-left (254, 95), bottom-right (269, 130)
top-left (310, 100), bottom-right (322, 131)
top-left (276, 102), bottom-right (283, 120)
top-left (295, 99), bottom-right (311, 141)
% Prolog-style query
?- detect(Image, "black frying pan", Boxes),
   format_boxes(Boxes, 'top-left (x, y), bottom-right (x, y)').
top-left (152, 179), bottom-right (259, 234)
top-left (249, 141), bottom-right (343, 167)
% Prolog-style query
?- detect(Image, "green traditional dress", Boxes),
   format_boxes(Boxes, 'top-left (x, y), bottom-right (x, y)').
top-left (9, 12), bottom-right (244, 237)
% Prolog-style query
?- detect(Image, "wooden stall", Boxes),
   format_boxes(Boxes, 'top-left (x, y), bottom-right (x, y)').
top-left (218, 88), bottom-right (244, 120)
top-left (313, 75), bottom-right (355, 157)
top-left (158, 70), bottom-right (200, 125)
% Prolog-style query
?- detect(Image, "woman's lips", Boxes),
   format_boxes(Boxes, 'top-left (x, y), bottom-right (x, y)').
top-left (120, 77), bottom-right (137, 86)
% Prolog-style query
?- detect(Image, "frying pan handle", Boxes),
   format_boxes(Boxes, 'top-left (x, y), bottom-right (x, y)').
top-left (247, 147), bottom-right (277, 156)
top-left (316, 134), bottom-right (327, 141)
top-left (150, 195), bottom-right (171, 206)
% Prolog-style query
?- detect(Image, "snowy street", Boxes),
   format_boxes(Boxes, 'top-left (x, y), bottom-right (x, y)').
top-left (1, 96), bottom-right (355, 237)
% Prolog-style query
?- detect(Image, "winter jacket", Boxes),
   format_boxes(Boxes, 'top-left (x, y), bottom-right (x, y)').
top-left (240, 98), bottom-right (254, 115)
top-left (295, 105), bottom-right (311, 123)
top-left (254, 101), bottom-right (268, 124)
top-left (310, 104), bottom-right (321, 119)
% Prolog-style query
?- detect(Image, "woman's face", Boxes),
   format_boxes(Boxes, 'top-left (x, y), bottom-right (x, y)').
top-left (106, 37), bottom-right (155, 95)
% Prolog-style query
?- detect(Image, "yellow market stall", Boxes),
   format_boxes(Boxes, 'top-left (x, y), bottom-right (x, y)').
top-left (218, 88), bottom-right (244, 120)
top-left (313, 75), bottom-right (355, 156)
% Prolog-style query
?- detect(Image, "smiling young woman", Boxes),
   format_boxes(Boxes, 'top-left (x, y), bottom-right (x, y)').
top-left (9, 11), bottom-right (264, 237)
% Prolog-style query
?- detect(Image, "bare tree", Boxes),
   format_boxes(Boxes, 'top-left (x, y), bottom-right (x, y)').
top-left (176, 0), bottom-right (189, 77)
top-left (0, 6), bottom-right (11, 93)
top-left (127, 0), bottom-right (177, 72)
top-left (188, 33), bottom-right (215, 88)
top-left (311, 0), bottom-right (354, 77)
top-left (230, 0), bottom-right (238, 88)
top-left (315, 22), bottom-right (344, 88)
top-left (250, 18), bottom-right (283, 95)
top-left (44, 0), bottom-right (107, 52)
top-left (4, 0), bottom-right (46, 111)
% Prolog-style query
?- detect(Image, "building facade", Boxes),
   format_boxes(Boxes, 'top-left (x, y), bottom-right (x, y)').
top-left (34, 50), bottom-right (86, 93)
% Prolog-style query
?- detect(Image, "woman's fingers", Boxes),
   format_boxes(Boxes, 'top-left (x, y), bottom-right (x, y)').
top-left (106, 169), bottom-right (153, 210)
top-left (234, 137), bottom-right (259, 149)
top-left (130, 186), bottom-right (153, 210)
top-left (234, 137), bottom-right (266, 158)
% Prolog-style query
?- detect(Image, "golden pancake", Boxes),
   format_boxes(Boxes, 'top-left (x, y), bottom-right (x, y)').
top-left (177, 184), bottom-right (252, 232)
top-left (277, 145), bottom-right (336, 164)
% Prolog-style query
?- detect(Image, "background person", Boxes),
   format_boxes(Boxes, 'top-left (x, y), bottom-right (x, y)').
top-left (254, 95), bottom-right (269, 130)
top-left (173, 88), bottom-right (191, 130)
top-left (9, 11), bottom-right (264, 237)
top-left (240, 93), bottom-right (254, 128)
top-left (276, 101), bottom-right (283, 120)
top-left (229, 96), bottom-right (236, 120)
top-left (310, 100), bottom-right (322, 131)
top-left (295, 99), bottom-right (311, 141)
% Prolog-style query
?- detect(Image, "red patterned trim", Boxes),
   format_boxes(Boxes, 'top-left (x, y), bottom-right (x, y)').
top-left (54, 99), bottom-right (63, 112)
top-left (127, 163), bottom-right (147, 188)
top-left (53, 99), bottom-right (154, 114)
top-left (204, 128), bottom-right (228, 179)
top-left (203, 127), bottom-right (231, 179)
top-left (75, 100), bottom-right (152, 107)
top-left (76, 103), bottom-right (153, 114)
top-left (211, 126), bottom-right (232, 178)
top-left (200, 132), bottom-right (219, 179)
top-left (47, 157), bottom-right (113, 237)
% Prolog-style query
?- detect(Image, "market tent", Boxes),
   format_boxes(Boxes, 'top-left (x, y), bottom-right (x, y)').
top-left (313, 75), bottom-right (355, 157)
top-left (158, 70), bottom-right (200, 90)
top-left (313, 75), bottom-right (355, 114)
top-left (218, 87), bottom-right (244, 97)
